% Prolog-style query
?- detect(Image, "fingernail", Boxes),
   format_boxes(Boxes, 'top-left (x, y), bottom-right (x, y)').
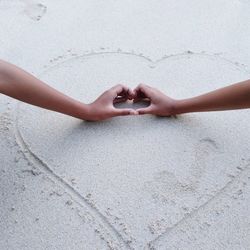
top-left (130, 110), bottom-right (137, 115)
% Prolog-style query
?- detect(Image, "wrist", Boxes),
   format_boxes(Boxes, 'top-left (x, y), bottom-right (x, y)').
top-left (167, 99), bottom-right (183, 115)
top-left (172, 99), bottom-right (188, 115)
top-left (78, 103), bottom-right (102, 121)
top-left (73, 101), bottom-right (90, 120)
top-left (174, 98), bottom-right (196, 114)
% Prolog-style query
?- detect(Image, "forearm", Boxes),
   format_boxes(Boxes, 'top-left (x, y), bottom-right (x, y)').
top-left (175, 79), bottom-right (250, 114)
top-left (0, 60), bottom-right (89, 119)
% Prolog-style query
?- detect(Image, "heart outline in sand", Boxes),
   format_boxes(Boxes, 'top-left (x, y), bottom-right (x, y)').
top-left (15, 51), bottom-right (250, 248)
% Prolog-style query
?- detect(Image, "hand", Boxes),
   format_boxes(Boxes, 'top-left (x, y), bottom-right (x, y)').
top-left (133, 84), bottom-right (177, 116)
top-left (84, 84), bottom-right (136, 121)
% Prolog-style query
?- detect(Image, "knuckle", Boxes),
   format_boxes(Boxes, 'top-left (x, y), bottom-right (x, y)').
top-left (116, 84), bottom-right (123, 89)
top-left (138, 83), bottom-right (146, 89)
top-left (104, 90), bottom-right (110, 95)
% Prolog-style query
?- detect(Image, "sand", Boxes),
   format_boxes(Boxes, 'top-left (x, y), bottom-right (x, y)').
top-left (1, 0), bottom-right (250, 249)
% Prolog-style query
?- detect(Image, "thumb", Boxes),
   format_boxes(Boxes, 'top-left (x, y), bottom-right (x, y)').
top-left (113, 108), bottom-right (137, 116)
top-left (136, 105), bottom-right (154, 115)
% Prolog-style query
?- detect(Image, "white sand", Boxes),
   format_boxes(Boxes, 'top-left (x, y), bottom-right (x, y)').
top-left (1, 0), bottom-right (250, 249)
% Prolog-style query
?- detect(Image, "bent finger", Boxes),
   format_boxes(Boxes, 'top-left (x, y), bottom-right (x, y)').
top-left (113, 96), bottom-right (128, 104)
top-left (134, 83), bottom-right (152, 99)
top-left (111, 84), bottom-right (129, 97)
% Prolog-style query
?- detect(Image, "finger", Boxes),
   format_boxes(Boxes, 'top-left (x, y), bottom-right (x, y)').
top-left (110, 85), bottom-right (133, 104)
top-left (111, 84), bottom-right (129, 97)
top-left (117, 89), bottom-right (128, 98)
top-left (113, 96), bottom-right (128, 104)
top-left (136, 105), bottom-right (154, 115)
top-left (134, 83), bottom-right (152, 92)
top-left (133, 91), bottom-right (149, 103)
top-left (134, 84), bottom-right (152, 99)
top-left (133, 97), bottom-right (140, 103)
top-left (142, 97), bottom-right (151, 102)
top-left (133, 86), bottom-right (147, 102)
top-left (133, 97), bottom-right (150, 103)
top-left (113, 108), bottom-right (137, 116)
top-left (127, 88), bottom-right (136, 100)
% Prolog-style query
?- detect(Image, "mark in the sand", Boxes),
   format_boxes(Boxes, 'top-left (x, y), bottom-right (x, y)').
top-left (191, 137), bottom-right (219, 186)
top-left (148, 218), bottom-right (169, 235)
top-left (15, 51), bottom-right (250, 249)
top-left (146, 157), bottom-right (214, 209)
top-left (14, 113), bottom-right (129, 249)
top-left (146, 171), bottom-right (188, 204)
top-left (0, 0), bottom-right (47, 21)
top-left (149, 162), bottom-right (250, 249)
top-left (66, 200), bottom-right (73, 206)
top-left (24, 2), bottom-right (46, 21)
top-left (21, 168), bottom-right (41, 176)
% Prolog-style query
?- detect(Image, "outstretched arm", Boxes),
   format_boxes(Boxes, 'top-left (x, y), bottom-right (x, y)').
top-left (133, 80), bottom-right (250, 116)
top-left (0, 60), bottom-right (135, 121)
top-left (175, 80), bottom-right (250, 114)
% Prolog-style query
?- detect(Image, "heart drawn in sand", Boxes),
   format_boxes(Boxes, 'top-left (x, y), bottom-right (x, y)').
top-left (16, 52), bottom-right (250, 248)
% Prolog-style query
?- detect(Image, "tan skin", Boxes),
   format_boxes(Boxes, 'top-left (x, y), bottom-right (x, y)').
top-left (0, 60), bottom-right (136, 121)
top-left (1, 60), bottom-right (250, 120)
top-left (133, 80), bottom-right (250, 116)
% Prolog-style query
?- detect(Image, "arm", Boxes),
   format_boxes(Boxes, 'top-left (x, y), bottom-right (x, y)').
top-left (133, 80), bottom-right (250, 116)
top-left (0, 60), bottom-right (135, 121)
top-left (175, 80), bottom-right (250, 114)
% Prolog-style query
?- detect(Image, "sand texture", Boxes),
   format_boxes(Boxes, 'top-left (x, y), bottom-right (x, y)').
top-left (1, 0), bottom-right (250, 249)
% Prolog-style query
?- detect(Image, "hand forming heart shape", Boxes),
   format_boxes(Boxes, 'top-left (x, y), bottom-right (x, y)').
top-left (1, 56), bottom-right (249, 123)
top-left (84, 83), bottom-right (177, 121)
